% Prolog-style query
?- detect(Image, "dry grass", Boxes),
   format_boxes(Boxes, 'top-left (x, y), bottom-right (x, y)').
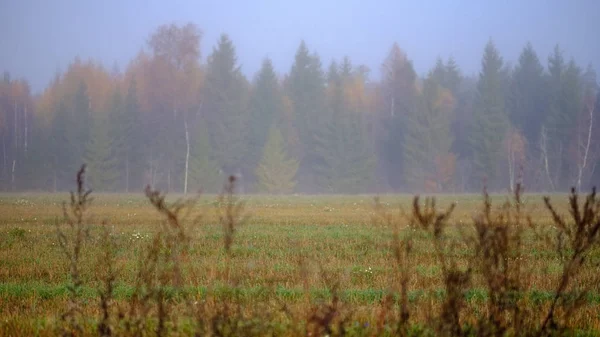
top-left (0, 171), bottom-right (599, 336)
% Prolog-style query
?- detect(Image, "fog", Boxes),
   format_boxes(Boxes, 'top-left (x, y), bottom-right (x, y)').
top-left (0, 0), bottom-right (599, 194)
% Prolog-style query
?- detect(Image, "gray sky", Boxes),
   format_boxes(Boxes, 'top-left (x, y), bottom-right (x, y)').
top-left (1, 0), bottom-right (598, 94)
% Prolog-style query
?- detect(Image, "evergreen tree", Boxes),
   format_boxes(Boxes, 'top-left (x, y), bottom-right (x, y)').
top-left (444, 56), bottom-right (462, 96)
top-left (314, 111), bottom-right (376, 193)
top-left (315, 59), bottom-right (376, 193)
top-left (469, 40), bottom-right (509, 189)
top-left (508, 42), bottom-right (546, 145)
top-left (204, 34), bottom-right (249, 176)
top-left (544, 46), bottom-right (584, 189)
top-left (255, 124), bottom-right (299, 194)
top-left (247, 58), bottom-right (284, 179)
top-left (20, 121), bottom-right (51, 190)
top-left (431, 58), bottom-right (446, 85)
top-left (123, 78), bottom-right (144, 191)
top-left (109, 79), bottom-right (143, 192)
top-left (70, 81), bottom-right (91, 166)
top-left (380, 43), bottom-right (419, 190)
top-left (561, 60), bottom-right (584, 186)
top-left (50, 100), bottom-right (73, 191)
top-left (326, 59), bottom-right (342, 122)
top-left (84, 113), bottom-right (119, 191)
top-left (403, 73), bottom-right (455, 191)
top-left (189, 116), bottom-right (222, 193)
top-left (287, 41), bottom-right (327, 187)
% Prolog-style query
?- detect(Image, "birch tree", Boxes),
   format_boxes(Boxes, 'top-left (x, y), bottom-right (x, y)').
top-left (147, 23), bottom-right (203, 194)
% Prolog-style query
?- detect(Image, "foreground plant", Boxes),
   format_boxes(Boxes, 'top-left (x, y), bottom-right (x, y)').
top-left (55, 165), bottom-right (93, 337)
top-left (539, 187), bottom-right (600, 335)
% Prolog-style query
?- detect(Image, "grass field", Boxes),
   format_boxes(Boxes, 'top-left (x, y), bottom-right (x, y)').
top-left (1, 187), bottom-right (599, 336)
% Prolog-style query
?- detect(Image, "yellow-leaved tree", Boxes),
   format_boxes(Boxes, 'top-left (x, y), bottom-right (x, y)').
top-left (255, 124), bottom-right (299, 194)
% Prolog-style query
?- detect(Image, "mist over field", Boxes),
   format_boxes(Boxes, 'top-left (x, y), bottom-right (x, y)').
top-left (0, 0), bottom-right (599, 194)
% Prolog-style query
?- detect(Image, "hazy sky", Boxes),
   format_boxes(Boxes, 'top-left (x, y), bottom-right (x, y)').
top-left (1, 0), bottom-right (599, 94)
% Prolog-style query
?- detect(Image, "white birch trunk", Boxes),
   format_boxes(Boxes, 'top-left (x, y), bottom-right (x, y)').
top-left (11, 159), bottom-right (16, 190)
top-left (24, 104), bottom-right (28, 155)
top-left (125, 155), bottom-right (129, 193)
top-left (540, 126), bottom-right (555, 191)
top-left (577, 102), bottom-right (595, 192)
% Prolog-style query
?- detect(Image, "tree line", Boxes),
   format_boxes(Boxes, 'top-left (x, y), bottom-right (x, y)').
top-left (0, 23), bottom-right (598, 194)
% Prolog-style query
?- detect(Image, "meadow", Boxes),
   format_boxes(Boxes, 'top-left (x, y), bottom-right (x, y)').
top-left (1, 177), bottom-right (599, 336)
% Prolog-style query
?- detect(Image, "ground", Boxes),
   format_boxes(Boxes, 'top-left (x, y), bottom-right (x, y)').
top-left (0, 191), bottom-right (599, 336)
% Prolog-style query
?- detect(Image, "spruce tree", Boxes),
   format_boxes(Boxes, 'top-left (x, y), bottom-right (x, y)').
top-left (380, 43), bottom-right (419, 189)
top-left (255, 124), bottom-right (299, 194)
top-left (403, 73), bottom-right (455, 191)
top-left (204, 34), bottom-right (248, 176)
top-left (315, 59), bottom-right (376, 193)
top-left (107, 88), bottom-right (125, 190)
top-left (469, 40), bottom-right (509, 189)
top-left (109, 80), bottom-right (143, 192)
top-left (444, 56), bottom-right (462, 96)
top-left (545, 46), bottom-right (584, 189)
top-left (123, 79), bottom-right (143, 191)
top-left (509, 42), bottom-right (546, 145)
top-left (50, 100), bottom-right (73, 190)
top-left (71, 81), bottom-right (91, 166)
top-left (287, 41), bottom-right (327, 186)
top-left (247, 58), bottom-right (284, 178)
top-left (314, 113), bottom-right (375, 193)
top-left (189, 116), bottom-right (222, 193)
top-left (84, 113), bottom-right (119, 191)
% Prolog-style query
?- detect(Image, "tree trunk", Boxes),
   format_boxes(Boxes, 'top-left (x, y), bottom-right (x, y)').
top-left (24, 104), bottom-right (28, 155)
top-left (11, 159), bottom-right (16, 191)
top-left (14, 100), bottom-right (18, 151)
top-left (2, 134), bottom-right (6, 182)
top-left (125, 154), bottom-right (130, 193)
top-left (577, 103), bottom-right (594, 192)
top-left (540, 126), bottom-right (555, 192)
top-left (183, 116), bottom-right (190, 195)
top-left (508, 144), bottom-right (515, 193)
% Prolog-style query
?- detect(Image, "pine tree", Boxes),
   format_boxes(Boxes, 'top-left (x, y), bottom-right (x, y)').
top-left (189, 116), bottom-right (222, 193)
top-left (84, 113), bottom-right (119, 191)
top-left (204, 34), bottom-right (249, 176)
top-left (255, 124), bottom-right (299, 194)
top-left (247, 58), bottom-right (284, 178)
top-left (469, 40), bottom-right (509, 189)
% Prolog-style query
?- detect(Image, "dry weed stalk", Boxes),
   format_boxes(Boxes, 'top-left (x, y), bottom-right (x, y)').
top-left (539, 187), bottom-right (600, 335)
top-left (96, 221), bottom-right (119, 337)
top-left (372, 197), bottom-right (414, 337)
top-left (411, 196), bottom-right (471, 337)
top-left (55, 164), bottom-right (92, 337)
top-left (216, 175), bottom-right (246, 256)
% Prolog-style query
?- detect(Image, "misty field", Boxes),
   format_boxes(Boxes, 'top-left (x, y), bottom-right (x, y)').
top-left (1, 188), bottom-right (600, 336)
